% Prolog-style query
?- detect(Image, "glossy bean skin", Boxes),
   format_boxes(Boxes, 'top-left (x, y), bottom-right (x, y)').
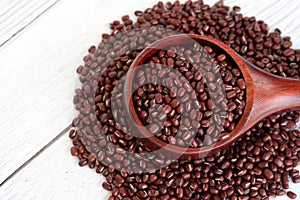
top-left (70, 1), bottom-right (300, 199)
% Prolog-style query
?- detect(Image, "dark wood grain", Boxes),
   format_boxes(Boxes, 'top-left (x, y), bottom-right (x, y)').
top-left (124, 34), bottom-right (300, 160)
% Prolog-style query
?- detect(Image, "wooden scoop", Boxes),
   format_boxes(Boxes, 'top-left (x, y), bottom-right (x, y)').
top-left (123, 34), bottom-right (300, 160)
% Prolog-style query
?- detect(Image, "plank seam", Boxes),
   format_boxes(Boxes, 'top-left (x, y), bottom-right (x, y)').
top-left (0, 0), bottom-right (61, 49)
top-left (0, 124), bottom-right (72, 187)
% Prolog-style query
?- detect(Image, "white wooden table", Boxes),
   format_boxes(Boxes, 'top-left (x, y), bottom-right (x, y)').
top-left (0, 0), bottom-right (299, 199)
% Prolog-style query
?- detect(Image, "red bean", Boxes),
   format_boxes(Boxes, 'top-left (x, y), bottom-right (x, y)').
top-left (70, 1), bottom-right (300, 199)
top-left (287, 191), bottom-right (297, 199)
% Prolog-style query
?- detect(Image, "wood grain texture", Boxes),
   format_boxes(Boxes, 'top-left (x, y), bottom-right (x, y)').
top-left (0, 0), bottom-right (126, 184)
top-left (0, 0), bottom-right (193, 189)
top-left (0, 131), bottom-right (111, 200)
top-left (0, 0), bottom-right (60, 47)
top-left (0, 129), bottom-right (298, 200)
top-left (0, 0), bottom-right (300, 199)
top-left (123, 34), bottom-right (300, 160)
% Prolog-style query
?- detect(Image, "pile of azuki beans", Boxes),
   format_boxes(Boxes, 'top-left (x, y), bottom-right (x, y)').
top-left (70, 0), bottom-right (300, 199)
top-left (132, 43), bottom-right (246, 147)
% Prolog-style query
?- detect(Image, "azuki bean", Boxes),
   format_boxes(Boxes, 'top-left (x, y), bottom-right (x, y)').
top-left (103, 182), bottom-right (112, 191)
top-left (71, 1), bottom-right (300, 200)
top-left (287, 191), bottom-right (297, 199)
top-left (70, 146), bottom-right (78, 156)
top-left (264, 168), bottom-right (274, 180)
top-left (276, 189), bottom-right (286, 196)
top-left (293, 175), bottom-right (300, 183)
top-left (132, 43), bottom-right (246, 147)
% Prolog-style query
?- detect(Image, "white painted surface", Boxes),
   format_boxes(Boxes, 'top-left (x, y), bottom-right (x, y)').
top-left (0, 0), bottom-right (111, 183)
top-left (0, 133), bottom-right (111, 200)
top-left (0, 0), bottom-right (59, 46)
top-left (0, 130), bottom-right (298, 200)
top-left (0, 0), bottom-right (299, 199)
top-left (0, 0), bottom-right (197, 185)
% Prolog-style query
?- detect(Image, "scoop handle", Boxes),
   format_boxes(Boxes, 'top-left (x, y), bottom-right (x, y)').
top-left (245, 60), bottom-right (300, 129)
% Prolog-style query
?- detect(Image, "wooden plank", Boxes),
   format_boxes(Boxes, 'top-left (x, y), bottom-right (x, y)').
top-left (0, 129), bottom-right (298, 200)
top-left (0, 0), bottom-right (60, 46)
top-left (0, 131), bottom-right (111, 200)
top-left (0, 0), bottom-right (187, 187)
